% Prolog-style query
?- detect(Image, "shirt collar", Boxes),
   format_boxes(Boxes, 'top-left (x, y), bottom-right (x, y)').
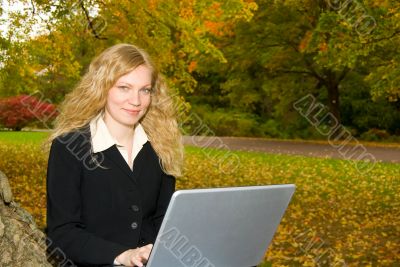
top-left (89, 113), bottom-right (148, 154)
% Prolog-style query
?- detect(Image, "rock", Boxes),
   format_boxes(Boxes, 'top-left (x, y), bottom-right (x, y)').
top-left (0, 170), bottom-right (53, 266)
top-left (0, 170), bottom-right (13, 204)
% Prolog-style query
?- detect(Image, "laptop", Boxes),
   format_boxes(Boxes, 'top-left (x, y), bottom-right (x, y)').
top-left (144, 184), bottom-right (295, 267)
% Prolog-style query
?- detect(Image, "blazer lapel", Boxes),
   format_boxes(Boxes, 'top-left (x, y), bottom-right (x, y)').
top-left (130, 141), bottom-right (149, 184)
top-left (80, 123), bottom-right (149, 186)
top-left (101, 143), bottom-right (149, 186)
top-left (102, 145), bottom-right (139, 185)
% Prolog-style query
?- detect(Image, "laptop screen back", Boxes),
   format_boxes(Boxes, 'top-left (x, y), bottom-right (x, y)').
top-left (146, 184), bottom-right (295, 267)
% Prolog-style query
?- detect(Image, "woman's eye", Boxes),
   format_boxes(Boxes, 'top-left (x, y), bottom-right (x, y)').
top-left (118, 86), bottom-right (129, 91)
top-left (141, 88), bottom-right (153, 94)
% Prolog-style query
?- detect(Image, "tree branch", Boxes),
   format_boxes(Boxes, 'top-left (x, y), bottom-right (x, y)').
top-left (366, 29), bottom-right (400, 44)
top-left (338, 67), bottom-right (349, 82)
top-left (30, 0), bottom-right (36, 15)
top-left (303, 58), bottom-right (326, 83)
top-left (276, 68), bottom-right (325, 84)
top-left (79, 1), bottom-right (108, 40)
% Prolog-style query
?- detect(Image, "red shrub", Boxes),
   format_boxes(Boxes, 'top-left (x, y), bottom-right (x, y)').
top-left (0, 95), bottom-right (58, 131)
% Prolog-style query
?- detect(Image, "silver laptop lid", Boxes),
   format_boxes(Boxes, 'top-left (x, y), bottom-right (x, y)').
top-left (146, 184), bottom-right (295, 267)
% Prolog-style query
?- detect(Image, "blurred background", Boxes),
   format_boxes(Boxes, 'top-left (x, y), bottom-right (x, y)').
top-left (0, 0), bottom-right (399, 140)
top-left (0, 1), bottom-right (399, 266)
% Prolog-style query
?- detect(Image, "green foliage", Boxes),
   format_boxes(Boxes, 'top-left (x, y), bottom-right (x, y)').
top-left (187, 0), bottom-right (400, 139)
top-left (340, 73), bottom-right (400, 135)
top-left (360, 128), bottom-right (390, 141)
top-left (1, 1), bottom-right (399, 138)
top-left (363, 0), bottom-right (400, 102)
top-left (188, 104), bottom-right (263, 136)
top-left (0, 0), bottom-right (256, 103)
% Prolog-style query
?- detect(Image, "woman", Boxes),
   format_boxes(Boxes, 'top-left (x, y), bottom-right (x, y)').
top-left (46, 44), bottom-right (183, 266)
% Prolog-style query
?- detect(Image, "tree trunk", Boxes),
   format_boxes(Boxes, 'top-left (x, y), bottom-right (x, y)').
top-left (326, 81), bottom-right (341, 126)
top-left (0, 170), bottom-right (53, 266)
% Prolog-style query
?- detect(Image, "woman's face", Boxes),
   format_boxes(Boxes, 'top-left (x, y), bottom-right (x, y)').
top-left (104, 65), bottom-right (152, 128)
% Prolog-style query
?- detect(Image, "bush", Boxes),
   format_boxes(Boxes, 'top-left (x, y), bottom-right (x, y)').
top-left (259, 119), bottom-right (281, 138)
top-left (360, 128), bottom-right (391, 141)
top-left (0, 95), bottom-right (58, 131)
top-left (186, 105), bottom-right (263, 136)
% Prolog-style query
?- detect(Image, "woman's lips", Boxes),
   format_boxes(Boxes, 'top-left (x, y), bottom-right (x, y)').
top-left (123, 108), bottom-right (140, 115)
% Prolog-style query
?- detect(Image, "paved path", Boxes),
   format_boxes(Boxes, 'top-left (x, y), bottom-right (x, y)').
top-left (183, 136), bottom-right (400, 163)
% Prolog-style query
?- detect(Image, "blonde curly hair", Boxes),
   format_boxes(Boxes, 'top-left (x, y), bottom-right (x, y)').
top-left (48, 43), bottom-right (183, 177)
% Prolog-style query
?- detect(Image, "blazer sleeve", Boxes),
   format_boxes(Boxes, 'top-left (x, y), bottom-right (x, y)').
top-left (151, 172), bottom-right (176, 233)
top-left (46, 137), bottom-right (130, 266)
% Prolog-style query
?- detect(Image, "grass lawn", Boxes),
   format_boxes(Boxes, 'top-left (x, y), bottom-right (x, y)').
top-left (0, 130), bottom-right (50, 144)
top-left (0, 131), bottom-right (399, 266)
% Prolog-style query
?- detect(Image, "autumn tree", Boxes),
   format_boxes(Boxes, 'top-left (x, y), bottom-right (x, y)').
top-left (0, 0), bottom-right (256, 104)
top-left (197, 0), bottom-right (400, 137)
top-left (1, 0), bottom-right (399, 137)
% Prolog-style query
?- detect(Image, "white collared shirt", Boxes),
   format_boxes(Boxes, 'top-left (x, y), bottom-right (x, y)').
top-left (89, 113), bottom-right (148, 170)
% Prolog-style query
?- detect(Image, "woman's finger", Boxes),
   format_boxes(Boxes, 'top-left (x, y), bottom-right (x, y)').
top-left (142, 244), bottom-right (153, 252)
top-left (131, 257), bottom-right (144, 267)
top-left (140, 244), bottom-right (153, 255)
top-left (137, 250), bottom-right (150, 261)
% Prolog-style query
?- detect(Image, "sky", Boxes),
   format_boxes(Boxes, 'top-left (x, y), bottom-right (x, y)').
top-left (1, 1), bottom-right (28, 35)
top-left (1, 1), bottom-right (101, 38)
top-left (1, 0), bottom-right (52, 38)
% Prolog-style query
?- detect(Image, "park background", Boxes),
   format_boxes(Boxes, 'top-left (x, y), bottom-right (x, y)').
top-left (0, 0), bottom-right (399, 266)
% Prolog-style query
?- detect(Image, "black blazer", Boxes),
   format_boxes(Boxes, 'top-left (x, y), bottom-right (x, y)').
top-left (46, 126), bottom-right (175, 266)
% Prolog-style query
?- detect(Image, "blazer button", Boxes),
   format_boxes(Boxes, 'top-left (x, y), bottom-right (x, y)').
top-left (131, 222), bottom-right (138, 230)
top-left (131, 205), bottom-right (140, 212)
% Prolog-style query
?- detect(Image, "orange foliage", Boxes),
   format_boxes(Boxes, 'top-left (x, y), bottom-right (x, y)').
top-left (319, 42), bottom-right (328, 52)
top-left (148, 0), bottom-right (158, 10)
top-left (204, 20), bottom-right (227, 36)
top-left (210, 2), bottom-right (223, 17)
top-left (179, 0), bottom-right (195, 20)
top-left (188, 60), bottom-right (197, 73)
top-left (299, 31), bottom-right (312, 52)
top-left (202, 2), bottom-right (235, 37)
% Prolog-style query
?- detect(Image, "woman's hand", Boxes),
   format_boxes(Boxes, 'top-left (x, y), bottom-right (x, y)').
top-left (115, 244), bottom-right (153, 266)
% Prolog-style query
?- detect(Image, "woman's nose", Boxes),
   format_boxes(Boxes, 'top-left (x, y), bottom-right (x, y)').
top-left (128, 91), bottom-right (141, 107)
